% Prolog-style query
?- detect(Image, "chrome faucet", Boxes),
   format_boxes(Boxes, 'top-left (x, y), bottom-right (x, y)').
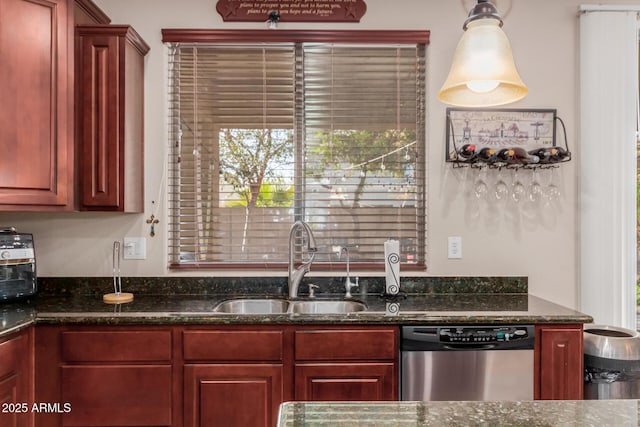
top-left (288, 221), bottom-right (318, 299)
top-left (341, 247), bottom-right (359, 298)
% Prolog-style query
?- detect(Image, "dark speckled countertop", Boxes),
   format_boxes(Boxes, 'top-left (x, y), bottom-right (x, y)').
top-left (0, 276), bottom-right (593, 338)
top-left (277, 401), bottom-right (640, 426)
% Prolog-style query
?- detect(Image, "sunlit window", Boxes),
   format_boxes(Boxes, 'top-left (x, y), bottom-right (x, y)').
top-left (166, 34), bottom-right (426, 270)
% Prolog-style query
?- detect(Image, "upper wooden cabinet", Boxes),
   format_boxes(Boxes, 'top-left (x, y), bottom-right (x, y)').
top-left (0, 0), bottom-right (74, 210)
top-left (76, 25), bottom-right (149, 212)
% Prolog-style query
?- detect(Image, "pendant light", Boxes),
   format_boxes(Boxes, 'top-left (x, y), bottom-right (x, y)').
top-left (438, 0), bottom-right (527, 107)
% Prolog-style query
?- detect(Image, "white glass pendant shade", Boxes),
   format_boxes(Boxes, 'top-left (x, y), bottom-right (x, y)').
top-left (438, 19), bottom-right (528, 107)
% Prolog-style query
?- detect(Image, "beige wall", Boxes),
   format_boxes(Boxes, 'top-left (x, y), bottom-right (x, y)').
top-left (2, 0), bottom-right (637, 310)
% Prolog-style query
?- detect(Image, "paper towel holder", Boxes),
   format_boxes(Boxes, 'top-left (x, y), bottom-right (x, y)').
top-left (383, 238), bottom-right (404, 298)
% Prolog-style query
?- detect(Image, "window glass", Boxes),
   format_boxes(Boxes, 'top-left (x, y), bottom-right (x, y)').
top-left (167, 38), bottom-right (426, 269)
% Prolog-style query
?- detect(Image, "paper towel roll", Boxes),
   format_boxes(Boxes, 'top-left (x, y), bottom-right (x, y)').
top-left (384, 239), bottom-right (400, 295)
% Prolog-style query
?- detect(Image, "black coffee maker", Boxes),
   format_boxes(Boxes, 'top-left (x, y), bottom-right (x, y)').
top-left (0, 227), bottom-right (37, 301)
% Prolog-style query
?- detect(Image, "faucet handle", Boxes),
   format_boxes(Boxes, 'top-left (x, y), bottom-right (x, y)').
top-left (345, 277), bottom-right (358, 299)
top-left (308, 283), bottom-right (319, 298)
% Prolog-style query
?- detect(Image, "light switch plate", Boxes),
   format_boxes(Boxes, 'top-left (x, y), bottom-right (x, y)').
top-left (123, 237), bottom-right (146, 260)
top-left (448, 236), bottom-right (462, 259)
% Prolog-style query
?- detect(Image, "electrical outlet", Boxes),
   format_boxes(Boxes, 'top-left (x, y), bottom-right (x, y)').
top-left (448, 236), bottom-right (462, 259)
top-left (123, 237), bottom-right (146, 260)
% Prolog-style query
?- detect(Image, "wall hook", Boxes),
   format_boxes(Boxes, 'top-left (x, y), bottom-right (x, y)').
top-left (267, 10), bottom-right (280, 29)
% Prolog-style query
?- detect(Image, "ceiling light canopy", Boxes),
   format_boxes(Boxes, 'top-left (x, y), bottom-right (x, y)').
top-left (438, 0), bottom-right (527, 107)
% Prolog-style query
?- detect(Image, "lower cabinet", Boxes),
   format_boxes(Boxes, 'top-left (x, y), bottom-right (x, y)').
top-left (293, 327), bottom-right (398, 401)
top-left (535, 324), bottom-right (584, 400)
top-left (0, 328), bottom-right (33, 427)
top-left (33, 322), bottom-right (585, 426)
top-left (35, 326), bottom-right (173, 427)
top-left (35, 324), bottom-right (398, 427)
top-left (182, 327), bottom-right (289, 427)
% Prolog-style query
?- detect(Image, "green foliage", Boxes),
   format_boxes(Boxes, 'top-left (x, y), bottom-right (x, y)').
top-left (219, 128), bottom-right (293, 207)
top-left (307, 129), bottom-right (416, 178)
top-left (224, 183), bottom-right (293, 208)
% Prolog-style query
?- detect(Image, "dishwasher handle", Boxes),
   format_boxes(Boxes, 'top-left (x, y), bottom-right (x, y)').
top-left (442, 343), bottom-right (496, 350)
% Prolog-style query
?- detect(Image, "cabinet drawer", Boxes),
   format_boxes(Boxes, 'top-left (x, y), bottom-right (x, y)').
top-left (295, 328), bottom-right (397, 361)
top-left (61, 330), bottom-right (172, 362)
top-left (183, 330), bottom-right (284, 362)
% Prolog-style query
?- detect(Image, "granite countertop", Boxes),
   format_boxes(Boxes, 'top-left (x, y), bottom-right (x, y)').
top-left (277, 401), bottom-right (640, 426)
top-left (0, 276), bottom-right (593, 338)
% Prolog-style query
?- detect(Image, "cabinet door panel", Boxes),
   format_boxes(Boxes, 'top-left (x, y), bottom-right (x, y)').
top-left (295, 362), bottom-right (396, 401)
top-left (61, 365), bottom-right (172, 426)
top-left (79, 33), bottom-right (120, 208)
top-left (184, 364), bottom-right (283, 427)
top-left (0, 329), bottom-right (33, 427)
top-left (76, 25), bottom-right (147, 212)
top-left (0, 0), bottom-right (72, 208)
top-left (0, 373), bottom-right (19, 427)
top-left (537, 325), bottom-right (583, 400)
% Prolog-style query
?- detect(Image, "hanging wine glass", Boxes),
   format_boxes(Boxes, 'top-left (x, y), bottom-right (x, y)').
top-left (529, 168), bottom-right (543, 202)
top-left (511, 168), bottom-right (525, 202)
top-left (546, 167), bottom-right (561, 200)
top-left (474, 167), bottom-right (488, 199)
top-left (495, 172), bottom-right (509, 200)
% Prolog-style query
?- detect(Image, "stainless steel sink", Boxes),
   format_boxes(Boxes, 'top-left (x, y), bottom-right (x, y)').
top-left (212, 298), bottom-right (367, 315)
top-left (288, 300), bottom-right (367, 314)
top-left (213, 298), bottom-right (289, 314)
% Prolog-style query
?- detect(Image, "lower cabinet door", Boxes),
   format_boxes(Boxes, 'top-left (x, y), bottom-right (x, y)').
top-left (61, 365), bottom-right (172, 426)
top-left (184, 364), bottom-right (284, 427)
top-left (537, 325), bottom-right (584, 400)
top-left (295, 362), bottom-right (396, 401)
top-left (0, 329), bottom-right (33, 427)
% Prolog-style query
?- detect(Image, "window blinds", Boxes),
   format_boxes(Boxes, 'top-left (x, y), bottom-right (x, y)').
top-left (167, 40), bottom-right (426, 269)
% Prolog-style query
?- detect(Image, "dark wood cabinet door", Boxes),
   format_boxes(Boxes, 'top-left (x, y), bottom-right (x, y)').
top-left (0, 328), bottom-right (33, 427)
top-left (0, 0), bottom-right (73, 210)
top-left (536, 324), bottom-right (584, 400)
top-left (295, 362), bottom-right (396, 401)
top-left (184, 364), bottom-right (284, 427)
top-left (61, 365), bottom-right (172, 426)
top-left (76, 26), bottom-right (148, 212)
top-left (77, 32), bottom-right (120, 209)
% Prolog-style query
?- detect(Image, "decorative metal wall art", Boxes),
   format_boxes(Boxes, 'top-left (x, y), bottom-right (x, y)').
top-left (445, 108), bottom-right (570, 168)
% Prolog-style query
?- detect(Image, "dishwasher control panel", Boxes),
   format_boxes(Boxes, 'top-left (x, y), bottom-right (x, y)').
top-left (439, 326), bottom-right (530, 343)
top-left (401, 325), bottom-right (535, 351)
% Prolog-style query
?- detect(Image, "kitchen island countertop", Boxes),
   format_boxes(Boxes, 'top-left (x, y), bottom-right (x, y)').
top-left (277, 400), bottom-right (640, 426)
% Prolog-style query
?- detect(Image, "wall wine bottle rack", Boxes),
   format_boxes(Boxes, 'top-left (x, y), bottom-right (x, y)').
top-left (445, 108), bottom-right (571, 170)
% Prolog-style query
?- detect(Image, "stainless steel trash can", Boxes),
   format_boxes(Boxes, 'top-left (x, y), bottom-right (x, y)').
top-left (584, 324), bottom-right (640, 399)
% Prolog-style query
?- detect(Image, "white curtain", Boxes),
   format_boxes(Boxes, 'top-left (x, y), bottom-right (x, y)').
top-left (580, 6), bottom-right (639, 329)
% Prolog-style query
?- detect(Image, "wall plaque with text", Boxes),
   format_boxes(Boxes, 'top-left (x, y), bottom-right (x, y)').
top-left (216, 0), bottom-right (367, 23)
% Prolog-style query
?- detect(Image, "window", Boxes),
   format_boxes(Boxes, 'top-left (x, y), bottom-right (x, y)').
top-left (164, 30), bottom-right (428, 270)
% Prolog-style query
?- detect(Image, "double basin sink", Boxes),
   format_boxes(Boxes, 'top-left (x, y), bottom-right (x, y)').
top-left (213, 298), bottom-right (367, 315)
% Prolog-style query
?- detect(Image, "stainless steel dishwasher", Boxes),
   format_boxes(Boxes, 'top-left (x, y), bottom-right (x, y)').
top-left (401, 325), bottom-right (535, 401)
